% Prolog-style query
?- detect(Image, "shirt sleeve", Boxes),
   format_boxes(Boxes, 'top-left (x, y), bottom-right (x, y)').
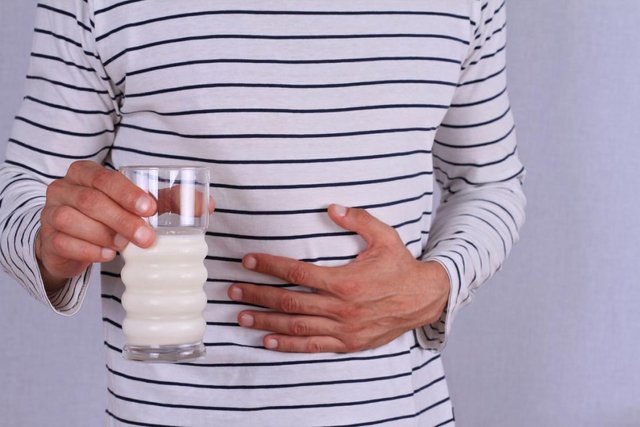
top-left (417, 0), bottom-right (527, 350)
top-left (0, 0), bottom-right (118, 315)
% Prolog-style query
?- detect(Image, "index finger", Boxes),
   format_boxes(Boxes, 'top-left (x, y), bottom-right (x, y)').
top-left (243, 254), bottom-right (331, 291)
top-left (155, 186), bottom-right (215, 216)
top-left (65, 161), bottom-right (156, 216)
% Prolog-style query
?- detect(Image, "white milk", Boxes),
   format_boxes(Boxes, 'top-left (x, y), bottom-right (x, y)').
top-left (121, 230), bottom-right (208, 347)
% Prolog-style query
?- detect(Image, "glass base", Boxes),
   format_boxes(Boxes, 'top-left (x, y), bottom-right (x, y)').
top-left (123, 342), bottom-right (205, 363)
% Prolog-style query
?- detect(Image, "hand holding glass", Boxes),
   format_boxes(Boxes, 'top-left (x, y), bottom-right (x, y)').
top-left (120, 166), bottom-right (211, 362)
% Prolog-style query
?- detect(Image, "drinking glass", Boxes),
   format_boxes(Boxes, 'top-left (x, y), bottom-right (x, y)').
top-left (119, 166), bottom-right (210, 362)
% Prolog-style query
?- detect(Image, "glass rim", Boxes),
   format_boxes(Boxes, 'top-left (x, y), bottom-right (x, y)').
top-left (119, 165), bottom-right (210, 172)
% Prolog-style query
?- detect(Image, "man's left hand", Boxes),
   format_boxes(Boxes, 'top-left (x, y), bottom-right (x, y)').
top-left (228, 204), bottom-right (450, 353)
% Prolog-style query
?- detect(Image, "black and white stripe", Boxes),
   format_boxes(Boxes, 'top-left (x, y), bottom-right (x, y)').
top-left (0, 0), bottom-right (525, 425)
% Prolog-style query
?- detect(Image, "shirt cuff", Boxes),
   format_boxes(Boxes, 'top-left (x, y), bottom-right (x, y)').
top-left (415, 255), bottom-right (467, 352)
top-left (43, 267), bottom-right (93, 316)
top-left (31, 227), bottom-right (94, 316)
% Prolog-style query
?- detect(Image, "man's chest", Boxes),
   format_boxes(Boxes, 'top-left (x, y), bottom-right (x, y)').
top-left (93, 0), bottom-right (472, 125)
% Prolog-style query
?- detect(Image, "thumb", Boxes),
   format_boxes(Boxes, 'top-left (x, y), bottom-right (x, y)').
top-left (327, 204), bottom-right (398, 247)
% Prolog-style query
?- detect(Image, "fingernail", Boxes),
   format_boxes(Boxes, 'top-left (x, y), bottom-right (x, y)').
top-left (133, 226), bottom-right (154, 245)
top-left (265, 338), bottom-right (278, 349)
top-left (135, 196), bottom-right (152, 214)
top-left (101, 248), bottom-right (116, 260)
top-left (243, 256), bottom-right (257, 270)
top-left (229, 287), bottom-right (243, 301)
top-left (332, 204), bottom-right (348, 217)
top-left (239, 313), bottom-right (254, 327)
top-left (113, 233), bottom-right (128, 249)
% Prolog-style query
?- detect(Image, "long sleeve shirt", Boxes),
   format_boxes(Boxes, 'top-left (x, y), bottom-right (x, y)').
top-left (0, 1), bottom-right (525, 426)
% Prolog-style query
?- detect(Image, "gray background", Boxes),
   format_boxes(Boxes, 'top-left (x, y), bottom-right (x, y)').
top-left (1, 1), bottom-right (639, 426)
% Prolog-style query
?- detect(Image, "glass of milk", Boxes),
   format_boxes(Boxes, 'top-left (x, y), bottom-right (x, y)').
top-left (119, 166), bottom-right (211, 362)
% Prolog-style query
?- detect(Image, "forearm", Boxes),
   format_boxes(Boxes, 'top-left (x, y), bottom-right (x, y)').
top-left (416, 178), bottom-right (526, 350)
top-left (0, 165), bottom-right (92, 315)
top-left (424, 179), bottom-right (526, 302)
top-left (0, 166), bottom-right (50, 303)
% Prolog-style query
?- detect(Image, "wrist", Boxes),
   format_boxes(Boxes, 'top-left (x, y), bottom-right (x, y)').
top-left (424, 260), bottom-right (451, 293)
top-left (413, 260), bottom-right (451, 324)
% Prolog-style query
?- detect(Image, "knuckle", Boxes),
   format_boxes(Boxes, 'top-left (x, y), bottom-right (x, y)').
top-left (387, 228), bottom-right (402, 245)
top-left (306, 340), bottom-right (324, 353)
top-left (50, 206), bottom-right (73, 230)
top-left (45, 179), bottom-right (63, 200)
top-left (334, 280), bottom-right (362, 299)
top-left (50, 233), bottom-right (67, 254)
top-left (341, 321), bottom-right (366, 337)
top-left (240, 288), bottom-right (258, 306)
top-left (261, 315), bottom-right (277, 330)
top-left (286, 265), bottom-right (309, 285)
top-left (116, 213), bottom-right (142, 236)
top-left (279, 294), bottom-right (300, 314)
top-left (249, 312), bottom-right (265, 327)
top-left (91, 168), bottom-right (114, 190)
top-left (40, 206), bottom-right (53, 226)
top-left (76, 188), bottom-right (101, 211)
top-left (343, 337), bottom-right (365, 353)
top-left (354, 209), bottom-right (374, 226)
top-left (343, 343), bottom-right (359, 353)
top-left (245, 291), bottom-right (266, 310)
top-left (334, 303), bottom-right (360, 321)
top-left (80, 246), bottom-right (97, 261)
top-left (291, 319), bottom-right (309, 336)
top-left (38, 219), bottom-right (55, 239)
top-left (66, 160), bottom-right (86, 177)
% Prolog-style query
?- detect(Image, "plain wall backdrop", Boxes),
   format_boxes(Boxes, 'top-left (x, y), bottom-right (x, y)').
top-left (1, 1), bottom-right (639, 426)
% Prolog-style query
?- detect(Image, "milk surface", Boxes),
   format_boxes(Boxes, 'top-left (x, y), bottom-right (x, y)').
top-left (121, 229), bottom-right (208, 346)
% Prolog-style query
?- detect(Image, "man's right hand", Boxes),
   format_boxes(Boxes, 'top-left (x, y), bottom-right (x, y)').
top-left (36, 160), bottom-right (157, 292)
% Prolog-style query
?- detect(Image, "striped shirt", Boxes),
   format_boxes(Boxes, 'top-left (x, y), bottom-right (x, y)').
top-left (0, 0), bottom-right (526, 426)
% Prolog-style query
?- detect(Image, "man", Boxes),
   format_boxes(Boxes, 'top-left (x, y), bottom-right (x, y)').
top-left (0, 0), bottom-right (525, 425)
